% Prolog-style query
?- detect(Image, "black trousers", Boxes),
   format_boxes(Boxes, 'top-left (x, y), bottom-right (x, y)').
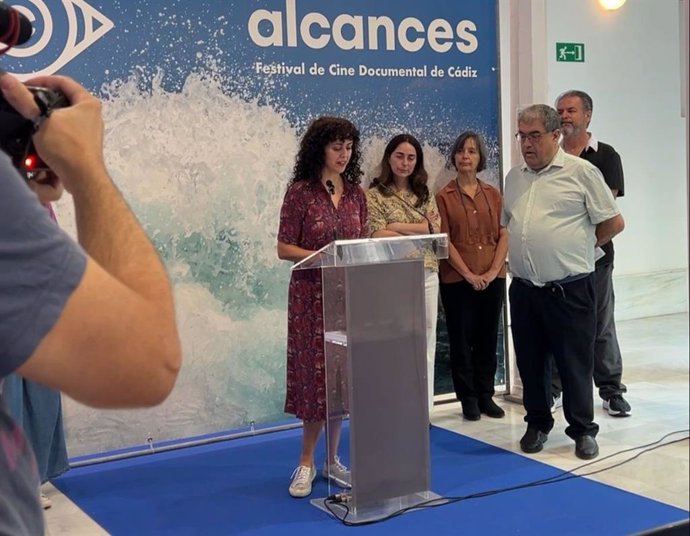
top-left (551, 263), bottom-right (626, 399)
top-left (510, 275), bottom-right (599, 439)
top-left (439, 278), bottom-right (505, 402)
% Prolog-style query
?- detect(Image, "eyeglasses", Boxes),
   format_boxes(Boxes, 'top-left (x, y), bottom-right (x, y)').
top-left (514, 131), bottom-right (553, 143)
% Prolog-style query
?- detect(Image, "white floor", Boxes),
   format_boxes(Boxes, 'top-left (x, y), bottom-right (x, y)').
top-left (43, 313), bottom-right (690, 535)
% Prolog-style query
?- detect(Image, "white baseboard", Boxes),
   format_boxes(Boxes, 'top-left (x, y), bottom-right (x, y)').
top-left (614, 269), bottom-right (688, 321)
top-left (506, 268), bottom-right (688, 399)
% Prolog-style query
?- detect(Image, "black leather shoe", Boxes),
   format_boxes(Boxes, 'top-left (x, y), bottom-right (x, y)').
top-left (520, 427), bottom-right (548, 453)
top-left (575, 435), bottom-right (599, 460)
top-left (461, 398), bottom-right (481, 421)
top-left (479, 397), bottom-right (505, 418)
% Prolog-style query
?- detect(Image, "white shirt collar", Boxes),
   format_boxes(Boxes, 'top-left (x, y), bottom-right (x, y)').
top-left (521, 147), bottom-right (566, 173)
top-left (560, 132), bottom-right (599, 153)
top-left (586, 132), bottom-right (599, 152)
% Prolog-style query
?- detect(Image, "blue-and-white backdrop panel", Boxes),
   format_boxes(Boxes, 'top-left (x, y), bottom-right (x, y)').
top-left (4, 0), bottom-right (499, 456)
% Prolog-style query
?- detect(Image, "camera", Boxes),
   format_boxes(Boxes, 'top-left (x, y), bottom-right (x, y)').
top-left (0, 86), bottom-right (69, 177)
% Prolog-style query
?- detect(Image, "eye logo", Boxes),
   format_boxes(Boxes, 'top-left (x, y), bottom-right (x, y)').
top-left (8, 0), bottom-right (115, 80)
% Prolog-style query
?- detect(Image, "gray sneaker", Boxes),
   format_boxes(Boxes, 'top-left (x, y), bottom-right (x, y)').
top-left (288, 464), bottom-right (316, 498)
top-left (322, 457), bottom-right (351, 488)
top-left (603, 394), bottom-right (631, 417)
top-left (550, 393), bottom-right (563, 414)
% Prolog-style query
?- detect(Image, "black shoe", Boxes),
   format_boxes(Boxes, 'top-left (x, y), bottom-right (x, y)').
top-left (575, 435), bottom-right (599, 460)
top-left (603, 395), bottom-right (631, 417)
top-left (520, 427), bottom-right (548, 453)
top-left (479, 397), bottom-right (505, 418)
top-left (461, 398), bottom-right (481, 421)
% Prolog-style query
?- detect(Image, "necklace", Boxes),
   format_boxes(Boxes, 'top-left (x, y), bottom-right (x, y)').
top-left (563, 135), bottom-right (589, 157)
top-left (459, 180), bottom-right (478, 197)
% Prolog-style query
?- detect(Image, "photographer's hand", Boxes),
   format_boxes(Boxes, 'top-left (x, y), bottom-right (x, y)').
top-left (0, 73), bottom-right (105, 191)
top-left (0, 72), bottom-right (181, 409)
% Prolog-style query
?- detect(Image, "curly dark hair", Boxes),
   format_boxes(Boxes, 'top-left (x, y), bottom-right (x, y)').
top-left (448, 131), bottom-right (488, 172)
top-left (290, 116), bottom-right (363, 185)
top-left (371, 134), bottom-right (429, 208)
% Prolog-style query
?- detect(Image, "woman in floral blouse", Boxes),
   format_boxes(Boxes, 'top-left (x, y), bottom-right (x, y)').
top-left (366, 134), bottom-right (441, 414)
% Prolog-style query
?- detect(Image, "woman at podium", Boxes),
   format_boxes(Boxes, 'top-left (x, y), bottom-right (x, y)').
top-left (277, 117), bottom-right (369, 498)
top-left (435, 131), bottom-right (508, 421)
top-left (365, 134), bottom-right (441, 414)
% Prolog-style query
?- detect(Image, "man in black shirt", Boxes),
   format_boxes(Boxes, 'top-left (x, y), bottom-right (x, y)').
top-left (552, 89), bottom-right (631, 417)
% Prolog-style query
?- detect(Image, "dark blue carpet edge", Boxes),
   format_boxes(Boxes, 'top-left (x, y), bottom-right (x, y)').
top-left (54, 426), bottom-right (689, 536)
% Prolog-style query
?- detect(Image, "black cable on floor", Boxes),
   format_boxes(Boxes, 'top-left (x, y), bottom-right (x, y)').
top-left (322, 429), bottom-right (690, 527)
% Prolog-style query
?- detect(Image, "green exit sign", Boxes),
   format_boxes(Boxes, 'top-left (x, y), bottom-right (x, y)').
top-left (556, 42), bottom-right (585, 62)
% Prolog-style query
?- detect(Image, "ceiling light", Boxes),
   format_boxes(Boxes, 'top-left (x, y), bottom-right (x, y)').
top-left (598, 0), bottom-right (627, 10)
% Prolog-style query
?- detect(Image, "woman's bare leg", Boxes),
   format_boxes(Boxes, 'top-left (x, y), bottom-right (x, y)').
top-left (299, 420), bottom-right (323, 467)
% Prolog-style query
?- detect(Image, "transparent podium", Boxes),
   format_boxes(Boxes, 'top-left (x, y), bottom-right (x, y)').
top-left (292, 234), bottom-right (448, 523)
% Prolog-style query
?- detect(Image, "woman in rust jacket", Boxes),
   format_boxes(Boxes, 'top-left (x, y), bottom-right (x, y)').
top-left (436, 131), bottom-right (507, 421)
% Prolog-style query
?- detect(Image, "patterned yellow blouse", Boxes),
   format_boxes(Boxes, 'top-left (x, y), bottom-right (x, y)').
top-left (366, 186), bottom-right (442, 272)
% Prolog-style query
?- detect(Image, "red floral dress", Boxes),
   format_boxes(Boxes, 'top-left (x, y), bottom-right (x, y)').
top-left (278, 180), bottom-right (368, 422)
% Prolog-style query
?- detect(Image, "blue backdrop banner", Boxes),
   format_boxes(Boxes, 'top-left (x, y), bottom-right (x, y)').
top-left (3, 0), bottom-right (499, 456)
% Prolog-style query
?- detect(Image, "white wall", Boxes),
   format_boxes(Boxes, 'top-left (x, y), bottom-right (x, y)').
top-left (499, 0), bottom-right (688, 319)
top-left (545, 0), bottom-right (688, 276)
top-left (498, 0), bottom-right (688, 398)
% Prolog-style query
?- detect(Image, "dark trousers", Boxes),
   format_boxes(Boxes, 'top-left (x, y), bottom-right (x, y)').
top-left (439, 278), bottom-right (505, 403)
top-left (551, 263), bottom-right (626, 400)
top-left (510, 275), bottom-right (599, 439)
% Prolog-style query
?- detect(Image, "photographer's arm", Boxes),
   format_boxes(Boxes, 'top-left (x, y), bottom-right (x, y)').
top-left (1, 74), bottom-right (181, 409)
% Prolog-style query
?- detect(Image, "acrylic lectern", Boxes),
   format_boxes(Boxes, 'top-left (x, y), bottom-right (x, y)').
top-left (291, 234), bottom-right (448, 522)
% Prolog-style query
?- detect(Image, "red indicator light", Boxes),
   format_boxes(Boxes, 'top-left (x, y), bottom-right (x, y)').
top-left (24, 155), bottom-right (38, 169)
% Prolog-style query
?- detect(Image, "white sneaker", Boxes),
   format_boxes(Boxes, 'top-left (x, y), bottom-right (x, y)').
top-left (550, 393), bottom-right (563, 414)
top-left (288, 465), bottom-right (316, 498)
top-left (40, 493), bottom-right (52, 510)
top-left (322, 457), bottom-right (351, 488)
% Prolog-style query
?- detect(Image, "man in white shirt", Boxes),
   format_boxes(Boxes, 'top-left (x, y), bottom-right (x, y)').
top-left (502, 104), bottom-right (625, 460)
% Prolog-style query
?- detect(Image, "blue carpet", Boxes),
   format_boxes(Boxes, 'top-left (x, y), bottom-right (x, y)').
top-left (54, 426), bottom-right (688, 535)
